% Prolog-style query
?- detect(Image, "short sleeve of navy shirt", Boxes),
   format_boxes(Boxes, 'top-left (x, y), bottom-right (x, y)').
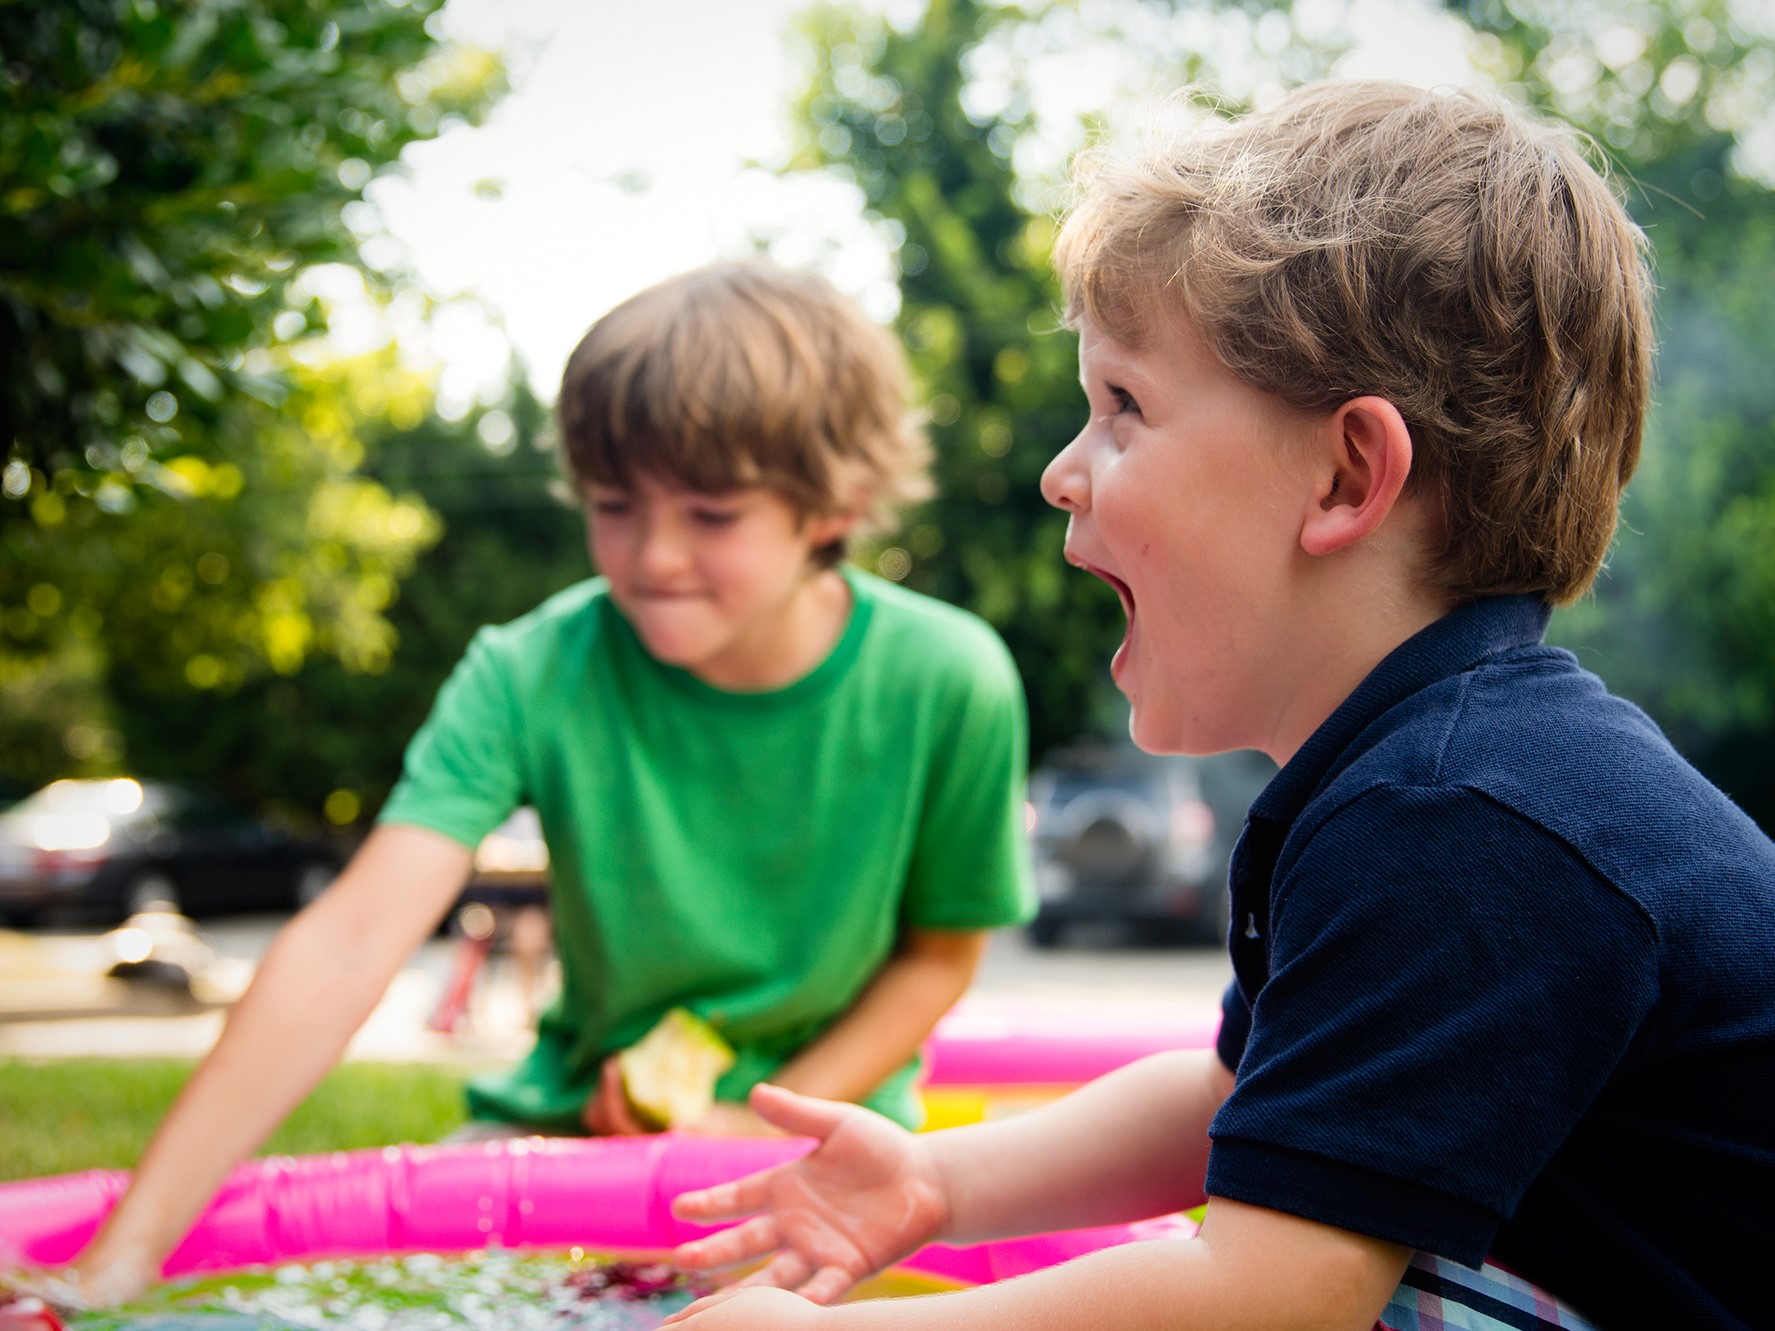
top-left (1207, 597), bottom-right (1775, 1331)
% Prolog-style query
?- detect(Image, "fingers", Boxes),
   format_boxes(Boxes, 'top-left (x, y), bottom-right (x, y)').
top-left (673, 1214), bottom-right (781, 1272)
top-left (734, 1251), bottom-right (812, 1292)
top-left (671, 1166), bottom-right (781, 1224)
top-left (659, 1283), bottom-right (750, 1326)
top-left (581, 1060), bottom-right (615, 1134)
top-left (584, 1057), bottom-right (649, 1136)
top-left (796, 1265), bottom-right (857, 1307)
top-left (0, 1296), bottom-right (68, 1331)
top-left (745, 1083), bottom-right (853, 1140)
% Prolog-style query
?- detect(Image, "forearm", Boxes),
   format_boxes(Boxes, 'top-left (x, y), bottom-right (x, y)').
top-left (770, 930), bottom-right (986, 1106)
top-left (79, 825), bottom-right (468, 1278)
top-left (815, 1234), bottom-right (1393, 1331)
top-left (927, 1049), bottom-right (1231, 1243)
top-left (79, 906), bottom-right (400, 1270)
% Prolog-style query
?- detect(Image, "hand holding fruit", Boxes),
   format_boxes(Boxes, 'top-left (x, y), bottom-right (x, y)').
top-left (584, 1007), bottom-right (736, 1136)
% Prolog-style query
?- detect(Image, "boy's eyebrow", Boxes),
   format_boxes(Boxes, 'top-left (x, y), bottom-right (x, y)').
top-left (1082, 344), bottom-right (1150, 393)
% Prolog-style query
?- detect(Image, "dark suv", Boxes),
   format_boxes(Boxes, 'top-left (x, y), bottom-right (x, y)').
top-left (1026, 742), bottom-right (1274, 947)
top-left (0, 778), bottom-right (338, 925)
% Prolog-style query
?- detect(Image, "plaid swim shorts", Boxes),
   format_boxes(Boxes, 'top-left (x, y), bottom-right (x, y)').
top-left (1377, 1253), bottom-right (1600, 1331)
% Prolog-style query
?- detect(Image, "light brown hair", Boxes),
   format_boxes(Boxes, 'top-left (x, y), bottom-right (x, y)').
top-left (558, 261), bottom-right (931, 565)
top-left (1054, 80), bottom-right (1654, 605)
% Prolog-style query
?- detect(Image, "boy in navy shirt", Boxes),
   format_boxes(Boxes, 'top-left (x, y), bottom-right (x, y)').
top-left (661, 81), bottom-right (1775, 1330)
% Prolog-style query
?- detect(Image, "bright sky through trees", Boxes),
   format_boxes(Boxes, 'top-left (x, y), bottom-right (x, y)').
top-left (341, 0), bottom-right (1478, 409)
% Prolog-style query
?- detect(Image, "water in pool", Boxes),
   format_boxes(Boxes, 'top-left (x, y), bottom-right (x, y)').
top-left (61, 1250), bottom-right (952, 1330)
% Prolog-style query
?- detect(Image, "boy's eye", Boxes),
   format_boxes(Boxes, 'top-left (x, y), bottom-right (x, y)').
top-left (1109, 384), bottom-right (1141, 417)
top-left (590, 496), bottom-right (632, 517)
top-left (690, 507), bottom-right (742, 528)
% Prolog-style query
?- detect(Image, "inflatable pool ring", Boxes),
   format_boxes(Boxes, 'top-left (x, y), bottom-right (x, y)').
top-left (0, 1135), bottom-right (1197, 1289)
top-left (0, 1001), bottom-right (1216, 1291)
top-left (919, 999), bottom-right (1219, 1127)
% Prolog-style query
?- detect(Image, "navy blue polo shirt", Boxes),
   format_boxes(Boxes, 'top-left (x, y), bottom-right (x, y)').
top-left (1207, 596), bottom-right (1775, 1330)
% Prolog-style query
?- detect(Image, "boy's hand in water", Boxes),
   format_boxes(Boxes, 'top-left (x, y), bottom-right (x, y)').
top-left (16, 1248), bottom-right (154, 1316)
top-left (2, 1255), bottom-right (137, 1329)
top-left (669, 1084), bottom-right (948, 1306)
top-left (0, 1296), bottom-right (66, 1331)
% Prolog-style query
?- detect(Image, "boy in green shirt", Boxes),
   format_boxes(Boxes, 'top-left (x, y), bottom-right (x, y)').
top-left (67, 261), bottom-right (1034, 1303)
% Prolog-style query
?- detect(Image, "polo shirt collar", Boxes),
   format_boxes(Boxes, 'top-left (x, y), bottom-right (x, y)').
top-left (1248, 595), bottom-right (1552, 826)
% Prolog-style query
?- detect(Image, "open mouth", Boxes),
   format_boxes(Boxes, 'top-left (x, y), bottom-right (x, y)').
top-left (1071, 558), bottom-right (1135, 624)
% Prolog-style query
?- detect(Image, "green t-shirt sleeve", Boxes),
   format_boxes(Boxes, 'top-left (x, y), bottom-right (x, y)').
top-left (899, 629), bottom-right (1036, 931)
top-left (377, 627), bottom-right (525, 850)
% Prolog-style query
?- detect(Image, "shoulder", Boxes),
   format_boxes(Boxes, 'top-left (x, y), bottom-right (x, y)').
top-left (464, 578), bottom-right (614, 667)
top-left (1295, 644), bottom-right (1775, 938)
top-left (850, 568), bottom-right (1020, 691)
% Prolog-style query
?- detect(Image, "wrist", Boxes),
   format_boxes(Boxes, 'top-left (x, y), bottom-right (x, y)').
top-left (66, 1238), bottom-right (162, 1309)
top-left (914, 1132), bottom-right (963, 1246)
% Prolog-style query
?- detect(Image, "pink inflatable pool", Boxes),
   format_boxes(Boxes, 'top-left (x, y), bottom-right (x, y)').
top-left (923, 1000), bottom-right (1218, 1087)
top-left (0, 1000), bottom-right (1215, 1290)
top-left (0, 1135), bottom-right (1196, 1289)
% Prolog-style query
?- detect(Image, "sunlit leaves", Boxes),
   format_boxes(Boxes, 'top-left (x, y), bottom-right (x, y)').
top-left (1442, 0), bottom-right (1775, 825)
top-left (0, 0), bottom-right (503, 788)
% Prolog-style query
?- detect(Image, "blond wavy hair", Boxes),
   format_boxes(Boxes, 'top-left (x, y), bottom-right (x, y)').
top-left (558, 262), bottom-right (932, 565)
top-left (1055, 80), bottom-right (1654, 605)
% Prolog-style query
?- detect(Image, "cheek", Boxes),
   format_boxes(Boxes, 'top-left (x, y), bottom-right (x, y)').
top-left (586, 523), bottom-right (632, 575)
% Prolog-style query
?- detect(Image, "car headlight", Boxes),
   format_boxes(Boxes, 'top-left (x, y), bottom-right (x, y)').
top-left (29, 811), bottom-right (112, 852)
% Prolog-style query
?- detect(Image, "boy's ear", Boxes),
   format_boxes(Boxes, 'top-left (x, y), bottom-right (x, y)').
top-left (805, 510), bottom-right (858, 548)
top-left (1299, 395), bottom-right (1414, 558)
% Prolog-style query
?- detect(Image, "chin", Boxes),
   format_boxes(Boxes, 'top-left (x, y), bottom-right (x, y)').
top-left (634, 630), bottom-right (710, 668)
top-left (1129, 707), bottom-right (1229, 758)
top-left (1126, 708), bottom-right (1179, 756)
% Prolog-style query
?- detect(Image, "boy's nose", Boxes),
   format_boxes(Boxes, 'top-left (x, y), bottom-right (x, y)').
top-left (635, 517), bottom-right (692, 579)
top-left (1040, 431), bottom-right (1090, 513)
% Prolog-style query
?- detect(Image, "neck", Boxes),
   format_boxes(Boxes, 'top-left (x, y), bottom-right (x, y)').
top-left (690, 567), bottom-right (853, 692)
top-left (1261, 573), bottom-right (1453, 768)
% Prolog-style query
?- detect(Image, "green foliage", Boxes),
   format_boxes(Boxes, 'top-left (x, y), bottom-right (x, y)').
top-left (786, 0), bottom-right (1334, 757)
top-left (105, 370), bottom-right (588, 820)
top-left (0, 0), bottom-right (501, 490)
top-left (0, 1057), bottom-right (473, 1182)
top-left (789, 0), bottom-right (1119, 760)
top-left (1451, 0), bottom-right (1775, 824)
top-left (0, 0), bottom-right (507, 800)
top-left (793, 0), bottom-right (1773, 828)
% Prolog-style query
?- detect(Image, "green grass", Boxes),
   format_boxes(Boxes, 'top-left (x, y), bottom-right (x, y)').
top-left (0, 1058), bottom-right (478, 1183)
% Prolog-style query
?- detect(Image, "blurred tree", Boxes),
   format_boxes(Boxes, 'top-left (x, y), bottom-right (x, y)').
top-left (0, 0), bottom-right (506, 797)
top-left (108, 368), bottom-right (588, 821)
top-left (786, 0), bottom-right (1103, 764)
top-left (1446, 0), bottom-right (1775, 826)
top-left (783, 0), bottom-right (1333, 759)
top-left (792, 0), bottom-right (1773, 834)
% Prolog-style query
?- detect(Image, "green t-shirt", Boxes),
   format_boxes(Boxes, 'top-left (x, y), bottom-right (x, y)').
top-left (378, 567), bottom-right (1034, 1130)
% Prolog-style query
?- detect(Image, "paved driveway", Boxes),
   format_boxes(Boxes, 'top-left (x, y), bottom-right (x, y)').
top-left (0, 915), bottom-right (1231, 1063)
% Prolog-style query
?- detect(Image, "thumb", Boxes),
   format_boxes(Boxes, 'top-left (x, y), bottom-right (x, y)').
top-left (746, 1084), bottom-right (853, 1140)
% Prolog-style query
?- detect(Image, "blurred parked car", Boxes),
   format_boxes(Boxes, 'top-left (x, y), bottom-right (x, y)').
top-left (0, 778), bottom-right (339, 925)
top-left (1026, 742), bottom-right (1275, 947)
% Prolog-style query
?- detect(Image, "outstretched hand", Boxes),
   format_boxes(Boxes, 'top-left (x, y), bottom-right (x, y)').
top-left (668, 1084), bottom-right (949, 1306)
